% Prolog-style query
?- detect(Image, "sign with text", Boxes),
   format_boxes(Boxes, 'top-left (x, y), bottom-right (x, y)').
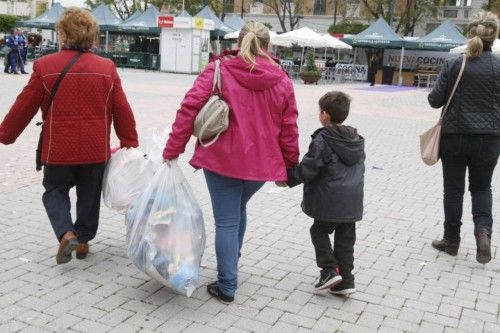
top-left (335, 64), bottom-right (368, 81)
top-left (158, 16), bottom-right (174, 28)
top-left (383, 49), bottom-right (454, 70)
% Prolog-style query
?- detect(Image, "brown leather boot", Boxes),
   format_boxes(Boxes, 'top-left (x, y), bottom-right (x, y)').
top-left (76, 243), bottom-right (89, 260)
top-left (56, 232), bottom-right (78, 264)
top-left (431, 238), bottom-right (460, 256)
top-left (474, 228), bottom-right (491, 264)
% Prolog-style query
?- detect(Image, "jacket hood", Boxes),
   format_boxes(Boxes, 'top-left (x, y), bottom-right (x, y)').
top-left (223, 53), bottom-right (287, 91)
top-left (316, 124), bottom-right (365, 166)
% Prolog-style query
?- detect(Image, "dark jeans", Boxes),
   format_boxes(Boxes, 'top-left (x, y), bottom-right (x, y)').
top-left (440, 134), bottom-right (500, 241)
top-left (42, 163), bottom-right (106, 243)
top-left (310, 220), bottom-right (356, 284)
top-left (204, 170), bottom-right (265, 297)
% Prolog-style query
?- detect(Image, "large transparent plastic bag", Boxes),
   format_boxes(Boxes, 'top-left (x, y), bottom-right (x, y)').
top-left (142, 127), bottom-right (171, 170)
top-left (102, 148), bottom-right (156, 213)
top-left (125, 162), bottom-right (205, 297)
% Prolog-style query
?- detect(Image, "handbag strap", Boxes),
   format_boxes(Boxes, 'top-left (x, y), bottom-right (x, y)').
top-left (37, 51), bottom-right (83, 127)
top-left (211, 59), bottom-right (222, 97)
top-left (439, 53), bottom-right (466, 123)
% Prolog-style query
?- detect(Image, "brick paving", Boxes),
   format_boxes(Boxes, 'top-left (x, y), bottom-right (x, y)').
top-left (0, 65), bottom-right (499, 333)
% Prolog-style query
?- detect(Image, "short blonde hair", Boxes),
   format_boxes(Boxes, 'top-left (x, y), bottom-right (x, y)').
top-left (238, 21), bottom-right (275, 66)
top-left (467, 11), bottom-right (499, 59)
top-left (56, 7), bottom-right (99, 50)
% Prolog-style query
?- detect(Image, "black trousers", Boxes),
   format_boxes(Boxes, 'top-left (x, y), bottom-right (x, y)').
top-left (440, 134), bottom-right (500, 241)
top-left (42, 163), bottom-right (106, 243)
top-left (310, 220), bottom-right (356, 283)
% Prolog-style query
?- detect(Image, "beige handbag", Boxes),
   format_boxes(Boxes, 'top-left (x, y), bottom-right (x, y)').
top-left (193, 59), bottom-right (229, 147)
top-left (420, 54), bottom-right (466, 166)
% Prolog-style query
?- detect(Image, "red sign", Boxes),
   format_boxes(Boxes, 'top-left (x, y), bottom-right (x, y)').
top-left (158, 16), bottom-right (174, 28)
top-left (331, 33), bottom-right (344, 38)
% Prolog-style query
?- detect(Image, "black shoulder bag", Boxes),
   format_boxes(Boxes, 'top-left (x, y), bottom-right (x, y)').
top-left (36, 51), bottom-right (83, 171)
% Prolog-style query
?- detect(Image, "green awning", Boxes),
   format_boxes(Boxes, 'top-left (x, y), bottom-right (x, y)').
top-left (91, 4), bottom-right (122, 32)
top-left (16, 3), bottom-right (65, 29)
top-left (346, 18), bottom-right (404, 49)
top-left (195, 6), bottom-right (233, 38)
top-left (118, 6), bottom-right (160, 34)
top-left (405, 21), bottom-right (466, 51)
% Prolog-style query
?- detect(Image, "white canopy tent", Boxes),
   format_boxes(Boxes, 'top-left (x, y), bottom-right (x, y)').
top-left (449, 39), bottom-right (500, 54)
top-left (224, 30), bottom-right (292, 47)
top-left (272, 27), bottom-right (353, 69)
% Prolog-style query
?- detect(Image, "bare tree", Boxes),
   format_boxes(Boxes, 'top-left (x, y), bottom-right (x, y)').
top-left (261, 0), bottom-right (306, 32)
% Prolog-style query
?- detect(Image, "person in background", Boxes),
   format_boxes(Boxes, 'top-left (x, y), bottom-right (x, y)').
top-left (0, 8), bottom-right (138, 264)
top-left (16, 29), bottom-right (28, 74)
top-left (5, 29), bottom-right (18, 74)
top-left (428, 11), bottom-right (500, 264)
top-left (369, 52), bottom-right (379, 86)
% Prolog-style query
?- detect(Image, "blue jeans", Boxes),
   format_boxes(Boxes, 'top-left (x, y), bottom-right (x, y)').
top-left (204, 170), bottom-right (264, 297)
top-left (440, 134), bottom-right (500, 240)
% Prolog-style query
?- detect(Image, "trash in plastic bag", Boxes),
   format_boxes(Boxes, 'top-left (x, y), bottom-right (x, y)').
top-left (102, 148), bottom-right (156, 213)
top-left (125, 162), bottom-right (205, 297)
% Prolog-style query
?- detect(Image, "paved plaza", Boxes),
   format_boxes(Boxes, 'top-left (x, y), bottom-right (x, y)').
top-left (0, 65), bottom-right (499, 333)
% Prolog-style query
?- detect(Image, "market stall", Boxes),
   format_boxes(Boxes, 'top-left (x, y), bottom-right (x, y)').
top-left (195, 6), bottom-right (234, 39)
top-left (91, 4), bottom-right (122, 52)
top-left (158, 16), bottom-right (214, 74)
top-left (343, 18), bottom-right (406, 85)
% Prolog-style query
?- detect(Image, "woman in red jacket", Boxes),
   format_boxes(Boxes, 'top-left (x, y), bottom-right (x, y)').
top-left (163, 22), bottom-right (299, 303)
top-left (0, 8), bottom-right (138, 264)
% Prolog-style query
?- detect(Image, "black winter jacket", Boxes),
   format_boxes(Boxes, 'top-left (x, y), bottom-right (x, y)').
top-left (287, 125), bottom-right (365, 223)
top-left (428, 50), bottom-right (500, 136)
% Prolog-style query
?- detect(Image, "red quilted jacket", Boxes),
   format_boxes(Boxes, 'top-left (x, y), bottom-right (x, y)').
top-left (0, 49), bottom-right (138, 165)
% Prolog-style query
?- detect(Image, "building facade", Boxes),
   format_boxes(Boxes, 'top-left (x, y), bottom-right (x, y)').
top-left (221, 0), bottom-right (488, 35)
top-left (0, 0), bottom-right (36, 17)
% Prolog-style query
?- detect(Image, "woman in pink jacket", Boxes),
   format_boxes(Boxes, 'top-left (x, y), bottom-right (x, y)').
top-left (163, 22), bottom-right (299, 303)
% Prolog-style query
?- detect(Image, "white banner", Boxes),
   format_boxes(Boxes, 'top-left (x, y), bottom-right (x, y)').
top-left (383, 49), bottom-right (454, 70)
top-left (335, 64), bottom-right (368, 81)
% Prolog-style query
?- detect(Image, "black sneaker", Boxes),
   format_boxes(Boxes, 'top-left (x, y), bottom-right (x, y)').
top-left (329, 280), bottom-right (356, 296)
top-left (314, 270), bottom-right (342, 293)
top-left (207, 281), bottom-right (234, 305)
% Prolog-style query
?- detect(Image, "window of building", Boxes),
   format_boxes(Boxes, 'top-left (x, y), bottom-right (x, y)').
top-left (223, 0), bottom-right (234, 14)
top-left (313, 0), bottom-right (326, 15)
top-left (445, 0), bottom-right (461, 6)
top-left (250, 2), bottom-right (264, 14)
top-left (443, 10), bottom-right (458, 18)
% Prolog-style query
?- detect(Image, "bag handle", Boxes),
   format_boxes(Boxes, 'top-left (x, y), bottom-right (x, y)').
top-left (439, 53), bottom-right (466, 124)
top-left (211, 59), bottom-right (223, 97)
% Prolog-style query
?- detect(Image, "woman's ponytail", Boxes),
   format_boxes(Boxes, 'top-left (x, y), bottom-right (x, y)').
top-left (466, 11), bottom-right (499, 59)
top-left (238, 21), bottom-right (275, 67)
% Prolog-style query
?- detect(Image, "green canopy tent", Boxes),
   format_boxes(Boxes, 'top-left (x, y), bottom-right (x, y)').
top-left (91, 4), bottom-right (122, 51)
top-left (122, 11), bottom-right (142, 23)
top-left (404, 20), bottom-right (466, 51)
top-left (224, 14), bottom-right (246, 30)
top-left (118, 5), bottom-right (161, 34)
top-left (16, 2), bottom-right (65, 29)
top-left (343, 17), bottom-right (406, 85)
top-left (195, 6), bottom-right (234, 38)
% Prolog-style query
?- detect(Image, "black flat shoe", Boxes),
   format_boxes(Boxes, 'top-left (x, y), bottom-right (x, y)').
top-left (207, 281), bottom-right (234, 304)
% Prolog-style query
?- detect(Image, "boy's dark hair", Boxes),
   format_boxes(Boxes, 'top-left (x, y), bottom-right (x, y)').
top-left (319, 91), bottom-right (351, 124)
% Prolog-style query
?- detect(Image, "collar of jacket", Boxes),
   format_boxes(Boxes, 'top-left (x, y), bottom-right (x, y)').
top-left (62, 46), bottom-right (90, 53)
top-left (210, 49), bottom-right (281, 65)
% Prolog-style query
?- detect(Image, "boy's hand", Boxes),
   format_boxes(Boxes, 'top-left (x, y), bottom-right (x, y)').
top-left (275, 181), bottom-right (288, 187)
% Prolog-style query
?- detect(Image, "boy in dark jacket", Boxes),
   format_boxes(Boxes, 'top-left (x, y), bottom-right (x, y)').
top-left (287, 91), bottom-right (365, 295)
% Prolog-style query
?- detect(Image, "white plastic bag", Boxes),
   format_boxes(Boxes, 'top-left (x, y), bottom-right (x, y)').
top-left (125, 162), bottom-right (205, 297)
top-left (102, 148), bottom-right (156, 213)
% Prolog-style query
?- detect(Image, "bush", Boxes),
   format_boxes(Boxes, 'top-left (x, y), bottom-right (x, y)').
top-left (328, 21), bottom-right (369, 34)
top-left (300, 48), bottom-right (320, 75)
top-left (0, 14), bottom-right (21, 34)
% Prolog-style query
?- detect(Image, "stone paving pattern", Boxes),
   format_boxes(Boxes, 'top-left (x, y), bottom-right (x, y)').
top-left (0, 65), bottom-right (499, 333)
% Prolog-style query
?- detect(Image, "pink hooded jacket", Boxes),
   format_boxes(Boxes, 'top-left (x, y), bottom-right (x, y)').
top-left (163, 54), bottom-right (299, 181)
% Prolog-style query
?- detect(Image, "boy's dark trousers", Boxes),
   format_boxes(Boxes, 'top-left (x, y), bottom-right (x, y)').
top-left (42, 163), bottom-right (106, 243)
top-left (310, 220), bottom-right (356, 284)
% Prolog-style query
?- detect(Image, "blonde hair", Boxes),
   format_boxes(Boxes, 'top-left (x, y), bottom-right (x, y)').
top-left (56, 7), bottom-right (99, 50)
top-left (467, 11), bottom-right (499, 59)
top-left (238, 21), bottom-right (275, 66)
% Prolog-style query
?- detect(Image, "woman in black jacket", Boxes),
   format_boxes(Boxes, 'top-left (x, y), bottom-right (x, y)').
top-left (428, 11), bottom-right (500, 264)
